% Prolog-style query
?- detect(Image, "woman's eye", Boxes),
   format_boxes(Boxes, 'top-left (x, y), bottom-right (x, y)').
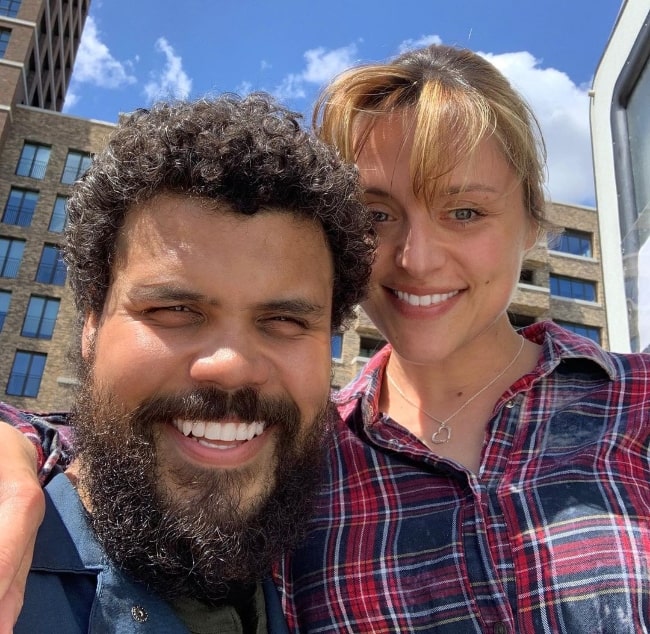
top-left (369, 209), bottom-right (391, 223)
top-left (450, 208), bottom-right (477, 221)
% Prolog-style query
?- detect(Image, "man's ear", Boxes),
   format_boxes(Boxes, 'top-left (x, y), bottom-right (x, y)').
top-left (81, 312), bottom-right (99, 359)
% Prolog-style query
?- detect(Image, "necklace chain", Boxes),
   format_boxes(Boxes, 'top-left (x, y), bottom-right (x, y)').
top-left (385, 336), bottom-right (525, 445)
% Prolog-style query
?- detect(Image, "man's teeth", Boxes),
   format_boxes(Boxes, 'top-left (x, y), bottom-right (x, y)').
top-left (173, 420), bottom-right (265, 442)
top-left (394, 289), bottom-right (459, 307)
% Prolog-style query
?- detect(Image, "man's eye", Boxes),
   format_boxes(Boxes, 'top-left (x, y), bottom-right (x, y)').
top-left (271, 315), bottom-right (306, 327)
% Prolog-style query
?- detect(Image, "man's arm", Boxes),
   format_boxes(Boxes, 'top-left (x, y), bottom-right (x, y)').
top-left (0, 421), bottom-right (43, 633)
top-left (0, 403), bottom-right (71, 633)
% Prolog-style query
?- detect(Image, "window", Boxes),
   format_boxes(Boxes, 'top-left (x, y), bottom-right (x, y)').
top-left (35, 244), bottom-right (66, 285)
top-left (331, 333), bottom-right (343, 359)
top-left (358, 336), bottom-right (386, 359)
top-left (0, 237), bottom-right (25, 278)
top-left (0, 290), bottom-right (10, 331)
top-left (2, 188), bottom-right (39, 227)
top-left (0, 28), bottom-right (10, 58)
top-left (48, 196), bottom-right (68, 232)
top-left (550, 274), bottom-right (597, 302)
top-left (6, 350), bottom-right (47, 397)
top-left (21, 295), bottom-right (60, 339)
top-left (16, 142), bottom-right (51, 179)
top-left (555, 320), bottom-right (601, 344)
top-left (519, 269), bottom-right (535, 284)
top-left (509, 313), bottom-right (536, 329)
top-left (0, 1), bottom-right (21, 17)
top-left (61, 150), bottom-right (92, 184)
top-left (551, 230), bottom-right (593, 258)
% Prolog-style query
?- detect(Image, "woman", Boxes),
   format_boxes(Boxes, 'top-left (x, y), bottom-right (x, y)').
top-left (2, 44), bottom-right (650, 633)
top-left (271, 44), bottom-right (650, 633)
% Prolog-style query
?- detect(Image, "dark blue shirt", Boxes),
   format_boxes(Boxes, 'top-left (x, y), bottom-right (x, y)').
top-left (16, 472), bottom-right (288, 633)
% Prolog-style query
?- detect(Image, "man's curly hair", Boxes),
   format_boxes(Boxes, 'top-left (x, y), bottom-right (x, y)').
top-left (64, 92), bottom-right (373, 331)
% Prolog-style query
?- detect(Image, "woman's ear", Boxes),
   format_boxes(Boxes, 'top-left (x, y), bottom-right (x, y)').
top-left (525, 219), bottom-right (542, 253)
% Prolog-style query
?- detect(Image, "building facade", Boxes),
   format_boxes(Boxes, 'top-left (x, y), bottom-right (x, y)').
top-left (0, 0), bottom-right (115, 410)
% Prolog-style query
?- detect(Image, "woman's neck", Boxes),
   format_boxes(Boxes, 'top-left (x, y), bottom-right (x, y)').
top-left (380, 327), bottom-right (541, 472)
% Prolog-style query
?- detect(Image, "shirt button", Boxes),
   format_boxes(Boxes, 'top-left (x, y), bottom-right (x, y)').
top-left (131, 605), bottom-right (148, 623)
top-left (494, 622), bottom-right (507, 634)
top-left (505, 399), bottom-right (516, 409)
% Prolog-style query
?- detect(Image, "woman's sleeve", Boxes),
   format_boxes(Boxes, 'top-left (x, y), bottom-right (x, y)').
top-left (0, 402), bottom-right (73, 485)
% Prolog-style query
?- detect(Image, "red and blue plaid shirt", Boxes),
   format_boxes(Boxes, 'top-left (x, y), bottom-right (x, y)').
top-left (4, 321), bottom-right (650, 633)
top-left (274, 321), bottom-right (650, 633)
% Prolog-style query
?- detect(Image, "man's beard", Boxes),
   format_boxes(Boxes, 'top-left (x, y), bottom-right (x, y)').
top-left (70, 368), bottom-right (333, 605)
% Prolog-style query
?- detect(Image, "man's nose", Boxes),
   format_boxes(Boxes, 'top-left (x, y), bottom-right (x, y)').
top-left (189, 337), bottom-right (271, 391)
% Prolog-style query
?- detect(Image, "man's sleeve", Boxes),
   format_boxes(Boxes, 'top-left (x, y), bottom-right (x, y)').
top-left (0, 402), bottom-right (73, 485)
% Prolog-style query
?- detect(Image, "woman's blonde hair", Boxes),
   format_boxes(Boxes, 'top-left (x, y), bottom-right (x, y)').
top-left (314, 44), bottom-right (548, 227)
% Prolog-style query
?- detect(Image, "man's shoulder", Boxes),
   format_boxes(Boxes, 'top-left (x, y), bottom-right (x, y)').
top-left (17, 474), bottom-right (190, 633)
top-left (16, 474), bottom-right (101, 633)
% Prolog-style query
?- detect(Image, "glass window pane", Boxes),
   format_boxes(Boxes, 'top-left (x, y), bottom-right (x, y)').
top-left (550, 274), bottom-right (596, 302)
top-left (0, 238), bottom-right (25, 278)
top-left (35, 245), bottom-right (67, 285)
top-left (0, 28), bottom-right (10, 58)
top-left (16, 143), bottom-right (50, 179)
top-left (61, 150), bottom-right (92, 184)
top-left (331, 334), bottom-right (343, 358)
top-left (48, 196), bottom-right (68, 232)
top-left (0, 290), bottom-right (10, 330)
top-left (2, 188), bottom-right (38, 227)
top-left (0, 1), bottom-right (21, 18)
top-left (6, 351), bottom-right (47, 397)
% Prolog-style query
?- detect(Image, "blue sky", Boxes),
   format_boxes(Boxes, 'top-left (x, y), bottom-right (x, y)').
top-left (63, 0), bottom-right (624, 207)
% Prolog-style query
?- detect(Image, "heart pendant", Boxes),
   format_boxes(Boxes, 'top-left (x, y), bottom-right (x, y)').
top-left (431, 424), bottom-right (451, 444)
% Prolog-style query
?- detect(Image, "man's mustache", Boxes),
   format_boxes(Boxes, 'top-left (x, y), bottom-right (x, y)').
top-left (128, 386), bottom-right (302, 431)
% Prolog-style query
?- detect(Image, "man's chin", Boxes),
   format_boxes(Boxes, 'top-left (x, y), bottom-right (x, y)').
top-left (156, 422), bottom-right (280, 520)
top-left (157, 448), bottom-right (278, 525)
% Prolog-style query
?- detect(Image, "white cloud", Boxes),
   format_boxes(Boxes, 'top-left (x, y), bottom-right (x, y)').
top-left (274, 44), bottom-right (358, 100)
top-left (397, 34), bottom-right (443, 55)
top-left (143, 38), bottom-right (192, 102)
top-left (235, 80), bottom-right (253, 96)
top-left (480, 50), bottom-right (594, 205)
top-left (69, 16), bottom-right (136, 89)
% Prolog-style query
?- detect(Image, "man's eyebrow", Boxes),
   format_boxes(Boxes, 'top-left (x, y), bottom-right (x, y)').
top-left (127, 287), bottom-right (327, 315)
top-left (258, 298), bottom-right (328, 316)
top-left (127, 285), bottom-right (208, 303)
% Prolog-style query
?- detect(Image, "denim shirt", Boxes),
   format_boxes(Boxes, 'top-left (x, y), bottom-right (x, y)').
top-left (16, 472), bottom-right (288, 634)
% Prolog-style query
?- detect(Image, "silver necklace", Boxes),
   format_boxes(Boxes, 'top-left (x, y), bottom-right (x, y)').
top-left (385, 337), bottom-right (525, 444)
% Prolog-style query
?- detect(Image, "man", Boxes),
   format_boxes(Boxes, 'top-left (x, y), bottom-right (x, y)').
top-left (3, 93), bottom-right (372, 633)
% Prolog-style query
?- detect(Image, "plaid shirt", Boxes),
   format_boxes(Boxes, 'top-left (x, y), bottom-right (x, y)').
top-left (0, 404), bottom-right (69, 485)
top-left (5, 322), bottom-right (650, 633)
top-left (273, 321), bottom-right (650, 633)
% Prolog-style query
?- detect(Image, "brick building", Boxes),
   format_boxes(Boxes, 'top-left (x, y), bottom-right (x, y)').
top-left (0, 0), bottom-right (114, 410)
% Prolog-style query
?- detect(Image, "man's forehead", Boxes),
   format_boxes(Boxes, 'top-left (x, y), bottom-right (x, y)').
top-left (108, 194), bottom-right (335, 305)
top-left (117, 195), bottom-right (329, 250)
